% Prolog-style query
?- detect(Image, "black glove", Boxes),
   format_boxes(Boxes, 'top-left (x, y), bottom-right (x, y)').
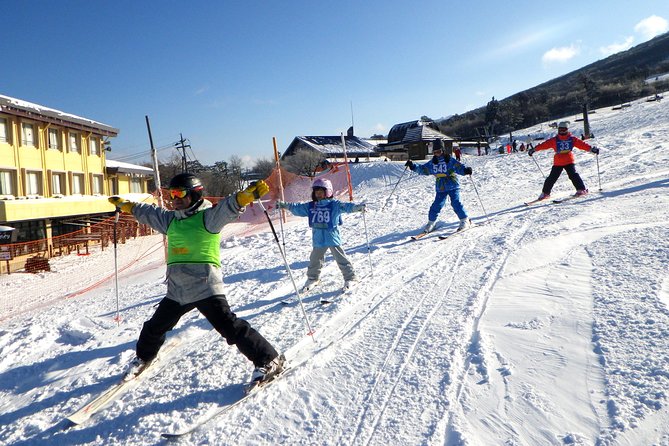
top-left (463, 167), bottom-right (473, 175)
top-left (590, 147), bottom-right (600, 154)
top-left (528, 147), bottom-right (535, 156)
top-left (405, 160), bottom-right (414, 169)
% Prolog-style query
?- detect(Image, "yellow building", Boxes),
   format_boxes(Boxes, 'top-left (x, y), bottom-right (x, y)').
top-left (0, 94), bottom-right (154, 271)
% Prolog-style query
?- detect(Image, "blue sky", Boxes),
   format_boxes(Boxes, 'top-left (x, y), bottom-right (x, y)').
top-left (2, 1), bottom-right (668, 167)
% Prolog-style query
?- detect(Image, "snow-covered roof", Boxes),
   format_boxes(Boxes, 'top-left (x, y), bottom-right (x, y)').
top-left (282, 135), bottom-right (378, 159)
top-left (387, 120), bottom-right (452, 144)
top-left (0, 94), bottom-right (119, 136)
top-left (294, 136), bottom-right (376, 155)
top-left (105, 159), bottom-right (154, 176)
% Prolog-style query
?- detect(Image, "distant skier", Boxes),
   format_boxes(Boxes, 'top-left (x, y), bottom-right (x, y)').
top-left (528, 121), bottom-right (599, 201)
top-left (404, 138), bottom-right (473, 234)
top-left (276, 178), bottom-right (365, 292)
top-left (108, 173), bottom-right (283, 385)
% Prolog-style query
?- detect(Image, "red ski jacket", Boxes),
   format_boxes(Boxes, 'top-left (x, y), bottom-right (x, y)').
top-left (534, 132), bottom-right (593, 166)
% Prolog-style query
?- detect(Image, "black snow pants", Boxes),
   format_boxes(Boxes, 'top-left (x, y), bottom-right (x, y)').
top-left (542, 163), bottom-right (586, 194)
top-left (136, 295), bottom-right (278, 367)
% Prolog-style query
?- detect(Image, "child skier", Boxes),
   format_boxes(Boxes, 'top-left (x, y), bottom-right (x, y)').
top-left (528, 121), bottom-right (600, 201)
top-left (276, 178), bottom-right (365, 292)
top-left (405, 138), bottom-right (473, 234)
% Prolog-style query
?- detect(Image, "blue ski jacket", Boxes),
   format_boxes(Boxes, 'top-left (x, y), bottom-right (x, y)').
top-left (281, 198), bottom-right (364, 248)
top-left (410, 155), bottom-right (468, 192)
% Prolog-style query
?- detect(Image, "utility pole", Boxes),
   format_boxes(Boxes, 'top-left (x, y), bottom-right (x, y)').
top-left (175, 133), bottom-right (191, 172)
top-left (145, 115), bottom-right (163, 207)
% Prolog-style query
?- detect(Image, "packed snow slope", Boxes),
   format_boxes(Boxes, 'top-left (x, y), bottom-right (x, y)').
top-left (1, 95), bottom-right (668, 446)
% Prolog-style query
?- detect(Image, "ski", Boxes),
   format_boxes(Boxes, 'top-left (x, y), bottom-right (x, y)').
top-left (552, 194), bottom-right (587, 204)
top-left (65, 338), bottom-right (181, 427)
top-left (320, 283), bottom-right (356, 304)
top-left (320, 294), bottom-right (338, 304)
top-left (281, 281), bottom-right (320, 305)
top-left (410, 222), bottom-right (445, 240)
top-left (161, 361), bottom-right (295, 439)
top-left (410, 232), bottom-right (430, 241)
top-left (524, 198), bottom-right (551, 206)
top-left (438, 224), bottom-right (478, 240)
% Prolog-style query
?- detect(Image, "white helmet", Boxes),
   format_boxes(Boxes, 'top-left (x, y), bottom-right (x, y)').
top-left (312, 178), bottom-right (333, 198)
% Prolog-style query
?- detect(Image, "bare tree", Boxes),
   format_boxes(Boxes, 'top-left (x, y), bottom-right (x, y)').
top-left (282, 149), bottom-right (326, 177)
top-left (252, 158), bottom-right (275, 180)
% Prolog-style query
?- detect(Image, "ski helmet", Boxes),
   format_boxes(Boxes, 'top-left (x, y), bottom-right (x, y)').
top-left (558, 121), bottom-right (569, 129)
top-left (168, 172), bottom-right (204, 202)
top-left (312, 178), bottom-right (333, 199)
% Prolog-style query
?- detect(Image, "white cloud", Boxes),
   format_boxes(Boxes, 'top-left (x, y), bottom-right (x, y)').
top-left (600, 36), bottom-right (635, 56)
top-left (542, 44), bottom-right (580, 64)
top-left (634, 15), bottom-right (669, 40)
top-left (194, 85), bottom-right (209, 95)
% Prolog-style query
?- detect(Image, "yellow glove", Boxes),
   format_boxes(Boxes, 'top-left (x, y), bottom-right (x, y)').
top-left (236, 180), bottom-right (270, 207)
top-left (108, 196), bottom-right (135, 213)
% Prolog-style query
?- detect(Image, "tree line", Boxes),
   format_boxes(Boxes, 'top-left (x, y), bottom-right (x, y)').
top-left (436, 32), bottom-right (669, 140)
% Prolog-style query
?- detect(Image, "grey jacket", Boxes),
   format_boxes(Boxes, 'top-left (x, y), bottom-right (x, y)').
top-left (131, 196), bottom-right (243, 305)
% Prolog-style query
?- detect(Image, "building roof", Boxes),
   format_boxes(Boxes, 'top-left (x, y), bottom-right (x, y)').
top-left (283, 135), bottom-right (377, 158)
top-left (0, 94), bottom-right (119, 136)
top-left (387, 120), bottom-right (452, 144)
top-left (105, 159), bottom-right (154, 176)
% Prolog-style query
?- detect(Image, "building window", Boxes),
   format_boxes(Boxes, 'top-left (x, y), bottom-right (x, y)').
top-left (51, 219), bottom-right (79, 237)
top-left (91, 174), bottom-right (103, 194)
top-left (12, 220), bottom-right (46, 243)
top-left (131, 176), bottom-right (143, 193)
top-left (48, 128), bottom-right (61, 150)
top-left (72, 173), bottom-right (85, 194)
top-left (0, 170), bottom-right (16, 195)
top-left (90, 137), bottom-right (99, 155)
top-left (0, 117), bottom-right (10, 144)
top-left (51, 172), bottom-right (65, 195)
top-left (22, 123), bottom-right (35, 147)
top-left (69, 132), bottom-right (80, 153)
top-left (109, 177), bottom-right (119, 195)
top-left (26, 171), bottom-right (43, 195)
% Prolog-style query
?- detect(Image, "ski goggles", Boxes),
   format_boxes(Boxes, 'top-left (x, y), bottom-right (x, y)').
top-left (168, 188), bottom-right (189, 199)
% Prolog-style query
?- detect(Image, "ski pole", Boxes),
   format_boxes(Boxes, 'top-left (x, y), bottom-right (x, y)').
top-left (113, 207), bottom-right (121, 325)
top-left (382, 165), bottom-right (408, 211)
top-left (277, 204), bottom-right (286, 254)
top-left (361, 207), bottom-right (373, 277)
top-left (257, 197), bottom-right (315, 341)
top-left (596, 153), bottom-right (602, 191)
top-left (531, 155), bottom-right (546, 179)
top-left (468, 175), bottom-right (490, 224)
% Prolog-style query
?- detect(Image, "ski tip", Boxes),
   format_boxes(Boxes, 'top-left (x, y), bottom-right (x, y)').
top-left (162, 432), bottom-right (183, 439)
top-left (62, 419), bottom-right (79, 430)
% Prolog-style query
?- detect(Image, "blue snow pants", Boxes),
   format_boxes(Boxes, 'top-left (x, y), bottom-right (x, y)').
top-left (429, 188), bottom-right (467, 222)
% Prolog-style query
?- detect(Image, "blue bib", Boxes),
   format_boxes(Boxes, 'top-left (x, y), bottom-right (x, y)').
top-left (555, 136), bottom-right (574, 154)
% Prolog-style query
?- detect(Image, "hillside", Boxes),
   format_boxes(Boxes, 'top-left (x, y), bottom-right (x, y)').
top-left (438, 32), bottom-right (669, 139)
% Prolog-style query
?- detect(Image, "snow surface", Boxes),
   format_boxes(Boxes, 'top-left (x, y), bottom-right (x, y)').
top-left (1, 95), bottom-right (669, 445)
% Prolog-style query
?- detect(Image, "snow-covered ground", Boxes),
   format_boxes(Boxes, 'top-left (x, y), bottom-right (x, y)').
top-left (1, 95), bottom-right (668, 445)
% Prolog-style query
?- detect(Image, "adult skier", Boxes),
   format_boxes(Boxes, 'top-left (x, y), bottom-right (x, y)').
top-left (405, 138), bottom-right (473, 234)
top-left (528, 121), bottom-right (600, 200)
top-left (108, 173), bottom-right (283, 385)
